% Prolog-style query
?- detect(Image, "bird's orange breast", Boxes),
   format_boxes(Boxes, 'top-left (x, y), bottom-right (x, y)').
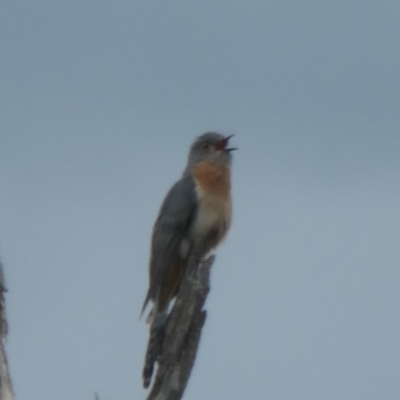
top-left (191, 162), bottom-right (232, 249)
top-left (192, 161), bottom-right (231, 200)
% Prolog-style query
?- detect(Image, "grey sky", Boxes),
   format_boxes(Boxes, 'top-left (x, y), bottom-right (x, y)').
top-left (1, 1), bottom-right (399, 399)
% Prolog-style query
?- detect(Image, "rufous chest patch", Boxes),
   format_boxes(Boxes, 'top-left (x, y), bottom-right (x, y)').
top-left (191, 162), bottom-right (232, 248)
top-left (192, 162), bottom-right (231, 200)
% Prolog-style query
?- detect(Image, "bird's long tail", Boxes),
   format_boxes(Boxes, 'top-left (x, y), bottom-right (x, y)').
top-left (142, 310), bottom-right (167, 389)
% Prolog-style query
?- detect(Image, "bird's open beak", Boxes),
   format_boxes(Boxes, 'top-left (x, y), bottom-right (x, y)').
top-left (215, 134), bottom-right (237, 152)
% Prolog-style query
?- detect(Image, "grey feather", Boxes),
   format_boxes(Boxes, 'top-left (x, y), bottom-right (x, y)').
top-left (141, 175), bottom-right (197, 316)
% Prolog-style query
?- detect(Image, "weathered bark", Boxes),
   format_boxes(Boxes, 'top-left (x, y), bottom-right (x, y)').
top-left (145, 254), bottom-right (215, 400)
top-left (0, 263), bottom-right (15, 400)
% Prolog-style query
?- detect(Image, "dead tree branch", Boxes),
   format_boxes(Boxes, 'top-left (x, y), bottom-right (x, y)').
top-left (0, 263), bottom-right (15, 400)
top-left (145, 254), bottom-right (215, 400)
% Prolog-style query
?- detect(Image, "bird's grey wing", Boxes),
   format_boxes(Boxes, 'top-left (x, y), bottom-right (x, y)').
top-left (141, 175), bottom-right (197, 315)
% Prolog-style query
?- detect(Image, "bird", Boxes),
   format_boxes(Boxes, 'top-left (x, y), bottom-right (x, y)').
top-left (141, 132), bottom-right (236, 388)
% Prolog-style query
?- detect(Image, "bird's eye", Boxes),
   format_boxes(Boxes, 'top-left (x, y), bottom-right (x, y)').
top-left (202, 143), bottom-right (210, 151)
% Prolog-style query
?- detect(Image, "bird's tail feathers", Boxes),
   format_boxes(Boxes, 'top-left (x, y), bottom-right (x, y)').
top-left (142, 308), bottom-right (167, 388)
top-left (140, 287), bottom-right (153, 319)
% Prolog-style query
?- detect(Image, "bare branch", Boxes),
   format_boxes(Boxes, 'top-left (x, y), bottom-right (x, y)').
top-left (0, 263), bottom-right (15, 400)
top-left (145, 254), bottom-right (215, 400)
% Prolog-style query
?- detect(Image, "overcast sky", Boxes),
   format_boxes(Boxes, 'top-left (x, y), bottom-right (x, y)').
top-left (1, 1), bottom-right (400, 399)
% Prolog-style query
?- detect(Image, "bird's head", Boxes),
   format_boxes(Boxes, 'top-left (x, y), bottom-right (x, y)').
top-left (185, 132), bottom-right (237, 171)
